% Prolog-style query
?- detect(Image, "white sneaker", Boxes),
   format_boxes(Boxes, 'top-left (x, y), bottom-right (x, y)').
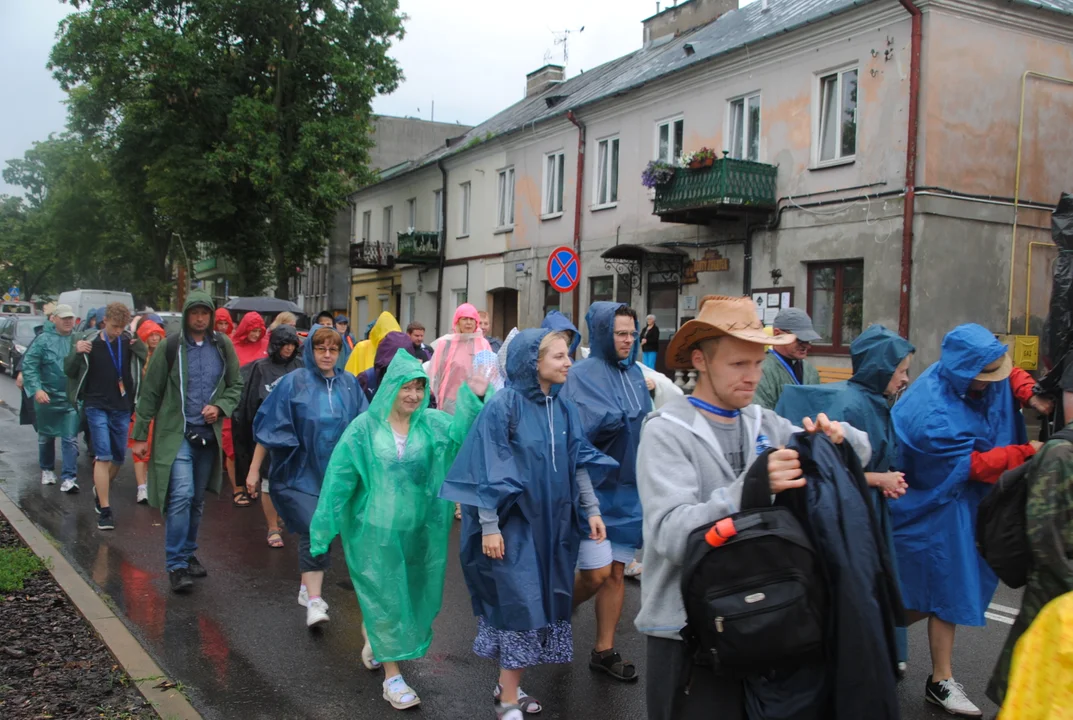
top-left (306, 597), bottom-right (330, 627)
top-left (926, 676), bottom-right (982, 717)
top-left (136, 485), bottom-right (149, 504)
top-left (41, 470), bottom-right (57, 485)
top-left (60, 479), bottom-right (79, 493)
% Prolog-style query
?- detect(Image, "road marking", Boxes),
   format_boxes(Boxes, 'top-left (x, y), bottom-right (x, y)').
top-left (988, 602), bottom-right (1020, 616)
top-left (985, 611), bottom-right (1015, 625)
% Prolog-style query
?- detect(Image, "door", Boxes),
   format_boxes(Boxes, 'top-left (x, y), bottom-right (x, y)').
top-left (490, 289), bottom-right (518, 339)
top-left (647, 277), bottom-right (679, 373)
top-left (356, 297), bottom-right (369, 338)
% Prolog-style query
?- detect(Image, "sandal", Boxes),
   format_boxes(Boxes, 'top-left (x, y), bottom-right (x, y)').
top-left (232, 490), bottom-right (252, 507)
top-left (362, 642), bottom-right (381, 671)
top-left (266, 529), bottom-right (284, 548)
top-left (589, 648), bottom-right (638, 682)
top-left (494, 684), bottom-right (541, 714)
top-left (495, 701), bottom-right (524, 720)
top-left (383, 676), bottom-right (420, 710)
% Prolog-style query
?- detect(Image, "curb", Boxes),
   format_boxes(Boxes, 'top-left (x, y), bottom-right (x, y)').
top-left (0, 490), bottom-right (203, 720)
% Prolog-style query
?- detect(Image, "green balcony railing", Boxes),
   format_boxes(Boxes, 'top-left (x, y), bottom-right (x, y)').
top-left (396, 231), bottom-right (442, 264)
top-left (654, 157), bottom-right (778, 216)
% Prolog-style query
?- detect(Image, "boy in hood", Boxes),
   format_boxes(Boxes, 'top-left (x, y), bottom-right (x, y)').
top-left (635, 295), bottom-right (871, 719)
top-left (214, 308), bottom-right (235, 336)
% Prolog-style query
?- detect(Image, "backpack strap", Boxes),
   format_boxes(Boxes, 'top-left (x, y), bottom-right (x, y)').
top-left (165, 333), bottom-right (180, 373)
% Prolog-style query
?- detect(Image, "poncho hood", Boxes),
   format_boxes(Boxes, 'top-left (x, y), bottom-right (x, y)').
top-left (849, 325), bottom-right (915, 395)
top-left (586, 301), bottom-right (639, 370)
top-left (938, 323), bottom-right (1009, 397)
top-left (506, 328), bottom-right (556, 402)
top-left (213, 307), bottom-right (234, 335)
top-left (268, 325), bottom-right (300, 363)
top-left (541, 310), bottom-right (581, 355)
top-left (304, 326), bottom-right (348, 376)
top-left (369, 349), bottom-right (431, 424)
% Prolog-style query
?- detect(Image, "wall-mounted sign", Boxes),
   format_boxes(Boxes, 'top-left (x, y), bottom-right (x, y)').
top-left (682, 249), bottom-right (730, 285)
top-left (547, 246), bottom-right (581, 293)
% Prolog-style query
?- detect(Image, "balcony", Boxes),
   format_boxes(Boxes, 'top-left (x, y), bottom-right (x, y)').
top-left (349, 241), bottom-right (395, 270)
top-left (396, 231), bottom-right (442, 265)
top-left (654, 157), bottom-right (778, 225)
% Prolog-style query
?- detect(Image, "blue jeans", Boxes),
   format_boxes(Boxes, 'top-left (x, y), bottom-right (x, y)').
top-left (84, 406), bottom-right (131, 464)
top-left (39, 434), bottom-right (78, 481)
top-left (165, 439), bottom-right (216, 572)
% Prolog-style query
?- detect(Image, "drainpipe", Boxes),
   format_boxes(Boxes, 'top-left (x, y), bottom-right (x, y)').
top-left (897, 0), bottom-right (922, 339)
top-left (567, 110), bottom-right (585, 324)
top-left (435, 159), bottom-right (448, 336)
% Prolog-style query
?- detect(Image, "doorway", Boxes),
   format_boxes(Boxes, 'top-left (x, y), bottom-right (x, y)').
top-left (647, 277), bottom-right (679, 373)
top-left (489, 288), bottom-right (519, 339)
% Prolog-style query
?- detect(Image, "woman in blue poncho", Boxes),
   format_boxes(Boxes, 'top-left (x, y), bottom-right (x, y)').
top-left (249, 326), bottom-right (367, 629)
top-left (440, 328), bottom-right (616, 720)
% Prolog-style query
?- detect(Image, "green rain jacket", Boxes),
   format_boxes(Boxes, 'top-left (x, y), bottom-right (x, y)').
top-left (131, 291), bottom-right (243, 509)
top-left (309, 349), bottom-right (487, 662)
top-left (755, 350), bottom-right (821, 410)
top-left (21, 321), bottom-right (79, 437)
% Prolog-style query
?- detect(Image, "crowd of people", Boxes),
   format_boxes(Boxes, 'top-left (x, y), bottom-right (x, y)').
top-left (12, 292), bottom-right (1072, 719)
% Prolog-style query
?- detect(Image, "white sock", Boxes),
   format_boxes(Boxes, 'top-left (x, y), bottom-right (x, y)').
top-left (385, 674), bottom-right (403, 686)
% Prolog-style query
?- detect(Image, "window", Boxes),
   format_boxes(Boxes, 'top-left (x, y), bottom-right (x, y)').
top-left (807, 261), bottom-right (863, 352)
top-left (433, 189), bottom-right (443, 232)
top-left (459, 182), bottom-right (471, 236)
top-left (406, 198), bottom-right (416, 231)
top-left (542, 151), bottom-right (565, 217)
top-left (453, 289), bottom-right (468, 307)
top-left (656, 117), bottom-right (684, 163)
top-left (361, 211), bottom-right (371, 241)
top-left (616, 274), bottom-right (632, 304)
top-left (594, 137), bottom-right (620, 208)
top-left (729, 94), bottom-right (761, 162)
top-left (405, 293), bottom-right (416, 324)
top-left (382, 206), bottom-right (392, 243)
top-left (817, 68), bottom-right (858, 164)
top-left (497, 167), bottom-right (515, 227)
top-left (543, 281), bottom-right (561, 315)
top-left (590, 276), bottom-right (614, 303)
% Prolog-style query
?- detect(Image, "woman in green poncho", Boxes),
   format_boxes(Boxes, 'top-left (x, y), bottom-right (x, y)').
top-left (309, 348), bottom-right (489, 711)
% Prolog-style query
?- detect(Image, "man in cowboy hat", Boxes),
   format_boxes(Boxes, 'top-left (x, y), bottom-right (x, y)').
top-left (755, 307), bottom-right (823, 410)
top-left (634, 295), bottom-right (873, 720)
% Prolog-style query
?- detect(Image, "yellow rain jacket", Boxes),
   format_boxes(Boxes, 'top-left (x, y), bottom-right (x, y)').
top-left (345, 312), bottom-right (401, 376)
top-left (999, 591), bottom-right (1073, 719)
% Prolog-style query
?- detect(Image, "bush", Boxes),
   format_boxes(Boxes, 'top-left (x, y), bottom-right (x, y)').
top-left (0, 547), bottom-right (45, 592)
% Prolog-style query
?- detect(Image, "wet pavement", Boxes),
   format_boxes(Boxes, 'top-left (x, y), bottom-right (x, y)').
top-left (0, 373), bottom-right (1018, 719)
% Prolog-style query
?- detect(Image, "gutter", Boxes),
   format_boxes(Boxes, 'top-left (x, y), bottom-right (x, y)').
top-left (567, 110), bottom-right (586, 324)
top-left (435, 159), bottom-right (448, 337)
top-left (897, 0), bottom-right (922, 339)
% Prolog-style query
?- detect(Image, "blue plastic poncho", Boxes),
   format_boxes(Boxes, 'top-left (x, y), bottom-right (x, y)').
top-left (559, 302), bottom-right (651, 548)
top-left (253, 329), bottom-right (368, 534)
top-left (891, 324), bottom-right (1027, 626)
top-left (440, 328), bottom-right (617, 632)
top-left (309, 350), bottom-right (485, 661)
top-left (541, 310), bottom-right (581, 357)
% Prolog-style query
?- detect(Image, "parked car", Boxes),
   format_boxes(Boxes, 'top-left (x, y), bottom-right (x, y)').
top-left (1, 300), bottom-right (37, 315)
top-left (56, 289), bottom-right (135, 328)
top-left (155, 311), bottom-right (184, 335)
top-left (0, 315), bottom-right (46, 376)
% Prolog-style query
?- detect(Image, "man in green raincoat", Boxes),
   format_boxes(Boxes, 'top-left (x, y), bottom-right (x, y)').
top-left (130, 290), bottom-right (243, 593)
top-left (755, 307), bottom-right (822, 409)
top-left (21, 304), bottom-right (80, 490)
top-left (309, 349), bottom-right (488, 711)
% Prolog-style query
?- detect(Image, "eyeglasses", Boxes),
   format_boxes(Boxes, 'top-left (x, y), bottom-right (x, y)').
top-left (313, 345), bottom-right (340, 355)
top-left (613, 331), bottom-right (639, 340)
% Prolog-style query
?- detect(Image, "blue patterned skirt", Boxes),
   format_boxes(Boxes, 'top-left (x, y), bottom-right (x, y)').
top-left (473, 616), bottom-right (573, 670)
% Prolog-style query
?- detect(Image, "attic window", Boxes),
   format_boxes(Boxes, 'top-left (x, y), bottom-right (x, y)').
top-left (545, 95), bottom-right (568, 108)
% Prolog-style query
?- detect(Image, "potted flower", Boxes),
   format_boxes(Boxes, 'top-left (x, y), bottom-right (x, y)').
top-left (689, 147), bottom-right (717, 169)
top-left (641, 160), bottom-right (676, 188)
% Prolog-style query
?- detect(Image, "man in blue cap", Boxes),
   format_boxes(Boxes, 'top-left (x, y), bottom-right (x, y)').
top-left (755, 307), bottom-right (822, 409)
top-left (334, 315), bottom-right (356, 354)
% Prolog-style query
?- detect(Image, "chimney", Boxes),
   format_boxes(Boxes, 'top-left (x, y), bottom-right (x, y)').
top-left (643, 0), bottom-right (738, 48)
top-left (525, 64), bottom-right (566, 98)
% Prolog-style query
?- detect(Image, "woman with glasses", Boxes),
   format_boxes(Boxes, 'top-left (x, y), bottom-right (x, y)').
top-left (253, 326), bottom-right (368, 628)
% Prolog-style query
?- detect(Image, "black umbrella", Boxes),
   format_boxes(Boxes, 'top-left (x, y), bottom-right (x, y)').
top-left (223, 297), bottom-right (301, 314)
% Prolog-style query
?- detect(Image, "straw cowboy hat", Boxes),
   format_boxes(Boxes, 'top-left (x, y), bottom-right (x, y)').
top-left (665, 295), bottom-right (795, 370)
top-left (975, 353), bottom-right (1013, 383)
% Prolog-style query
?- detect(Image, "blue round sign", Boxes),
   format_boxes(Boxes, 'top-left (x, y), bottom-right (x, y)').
top-left (547, 246), bottom-right (580, 293)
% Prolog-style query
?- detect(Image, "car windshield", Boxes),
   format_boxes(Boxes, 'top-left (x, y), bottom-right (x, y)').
top-left (15, 319), bottom-right (40, 345)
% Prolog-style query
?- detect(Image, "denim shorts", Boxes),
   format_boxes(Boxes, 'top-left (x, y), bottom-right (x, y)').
top-left (85, 406), bottom-right (132, 464)
top-left (577, 538), bottom-right (637, 570)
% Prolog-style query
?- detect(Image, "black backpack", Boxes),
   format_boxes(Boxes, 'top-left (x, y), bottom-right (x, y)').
top-left (975, 427), bottom-right (1073, 588)
top-left (680, 451), bottom-right (826, 676)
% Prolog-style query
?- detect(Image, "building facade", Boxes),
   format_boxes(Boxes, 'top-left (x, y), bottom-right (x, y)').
top-left (346, 0), bottom-right (1073, 370)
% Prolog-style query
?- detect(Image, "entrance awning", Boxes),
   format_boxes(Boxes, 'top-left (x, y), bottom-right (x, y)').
top-left (600, 244), bottom-right (687, 290)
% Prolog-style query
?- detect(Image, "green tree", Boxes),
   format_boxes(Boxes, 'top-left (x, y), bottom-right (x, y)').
top-left (51, 0), bottom-right (405, 298)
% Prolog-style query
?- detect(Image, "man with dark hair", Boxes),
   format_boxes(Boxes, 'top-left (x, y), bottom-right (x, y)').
top-left (407, 321), bottom-right (432, 361)
top-left (130, 290), bottom-right (242, 593)
top-left (561, 302), bottom-right (651, 682)
top-left (67, 302), bottom-right (135, 530)
top-left (314, 311), bottom-right (334, 328)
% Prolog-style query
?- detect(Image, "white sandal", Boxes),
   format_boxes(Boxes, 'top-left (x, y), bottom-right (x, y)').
top-left (362, 642), bottom-right (381, 670)
top-left (383, 676), bottom-right (421, 710)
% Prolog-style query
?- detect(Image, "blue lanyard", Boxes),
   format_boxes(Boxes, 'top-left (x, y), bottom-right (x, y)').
top-left (768, 350), bottom-right (800, 386)
top-left (688, 396), bottom-right (741, 418)
top-left (104, 334), bottom-right (123, 378)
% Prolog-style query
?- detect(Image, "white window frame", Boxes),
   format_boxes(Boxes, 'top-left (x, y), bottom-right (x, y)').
top-left (382, 206), bottom-right (392, 243)
top-left (814, 66), bottom-right (859, 166)
top-left (433, 189), bottom-right (443, 232)
top-left (542, 151), bottom-right (565, 219)
top-left (593, 135), bottom-right (620, 209)
top-left (728, 93), bottom-right (761, 162)
top-left (459, 182), bottom-right (471, 237)
top-left (497, 167), bottom-right (515, 229)
top-left (655, 116), bottom-right (684, 163)
top-left (405, 293), bottom-right (416, 324)
top-left (361, 210), bottom-right (372, 241)
top-left (453, 288), bottom-right (468, 308)
top-left (406, 197), bottom-right (416, 231)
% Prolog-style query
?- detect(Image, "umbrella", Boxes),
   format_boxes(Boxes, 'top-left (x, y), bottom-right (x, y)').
top-left (223, 297), bottom-right (301, 313)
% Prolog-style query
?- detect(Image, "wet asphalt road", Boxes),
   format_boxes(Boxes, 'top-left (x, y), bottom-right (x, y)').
top-left (0, 372), bottom-right (1020, 719)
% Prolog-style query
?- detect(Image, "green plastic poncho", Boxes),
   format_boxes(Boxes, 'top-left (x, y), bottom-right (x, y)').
top-left (20, 321), bottom-right (79, 438)
top-left (309, 349), bottom-right (487, 662)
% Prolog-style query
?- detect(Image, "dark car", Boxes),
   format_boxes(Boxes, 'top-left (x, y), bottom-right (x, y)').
top-left (0, 315), bottom-right (46, 376)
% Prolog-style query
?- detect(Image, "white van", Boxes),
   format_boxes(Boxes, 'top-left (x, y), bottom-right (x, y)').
top-left (56, 289), bottom-right (135, 326)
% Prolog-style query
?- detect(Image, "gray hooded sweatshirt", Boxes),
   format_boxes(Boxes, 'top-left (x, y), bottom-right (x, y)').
top-left (634, 396), bottom-right (872, 641)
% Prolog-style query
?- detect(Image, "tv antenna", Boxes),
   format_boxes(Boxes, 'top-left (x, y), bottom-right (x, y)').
top-left (551, 26), bottom-right (584, 67)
